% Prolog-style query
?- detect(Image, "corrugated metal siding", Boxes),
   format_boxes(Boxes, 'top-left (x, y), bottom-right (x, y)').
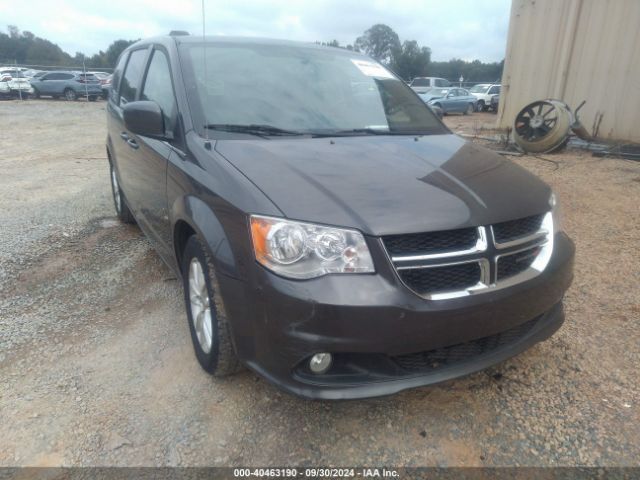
top-left (497, 0), bottom-right (640, 143)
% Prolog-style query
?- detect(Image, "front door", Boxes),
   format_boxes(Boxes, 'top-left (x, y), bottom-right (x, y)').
top-left (129, 46), bottom-right (180, 258)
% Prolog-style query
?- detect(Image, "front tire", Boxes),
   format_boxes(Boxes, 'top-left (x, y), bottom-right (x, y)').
top-left (31, 88), bottom-right (40, 99)
top-left (109, 162), bottom-right (135, 224)
top-left (88, 95), bottom-right (97, 102)
top-left (64, 88), bottom-right (77, 101)
top-left (476, 100), bottom-right (485, 112)
top-left (464, 103), bottom-right (474, 115)
top-left (182, 235), bottom-right (240, 377)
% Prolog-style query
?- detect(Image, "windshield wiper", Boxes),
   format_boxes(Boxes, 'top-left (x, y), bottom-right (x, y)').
top-left (203, 124), bottom-right (304, 137)
top-left (311, 128), bottom-right (420, 137)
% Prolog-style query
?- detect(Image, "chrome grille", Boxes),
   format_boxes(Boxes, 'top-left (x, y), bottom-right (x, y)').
top-left (383, 228), bottom-right (477, 256)
top-left (384, 212), bottom-right (553, 300)
top-left (497, 246), bottom-right (541, 280)
top-left (398, 262), bottom-right (482, 296)
top-left (492, 214), bottom-right (545, 245)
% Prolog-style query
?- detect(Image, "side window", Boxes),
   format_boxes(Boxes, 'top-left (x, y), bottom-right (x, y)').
top-left (119, 49), bottom-right (147, 105)
top-left (47, 73), bottom-right (62, 80)
top-left (141, 49), bottom-right (178, 134)
top-left (61, 73), bottom-right (74, 80)
top-left (110, 52), bottom-right (128, 101)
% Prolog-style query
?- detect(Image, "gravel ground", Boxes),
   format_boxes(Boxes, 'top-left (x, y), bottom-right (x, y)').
top-left (1, 101), bottom-right (639, 467)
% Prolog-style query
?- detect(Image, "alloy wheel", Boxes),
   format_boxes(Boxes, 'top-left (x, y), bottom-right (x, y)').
top-left (188, 258), bottom-right (214, 354)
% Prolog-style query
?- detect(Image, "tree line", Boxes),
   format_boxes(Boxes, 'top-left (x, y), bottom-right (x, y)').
top-left (320, 24), bottom-right (503, 83)
top-left (0, 26), bottom-right (136, 69)
top-left (1, 23), bottom-right (503, 83)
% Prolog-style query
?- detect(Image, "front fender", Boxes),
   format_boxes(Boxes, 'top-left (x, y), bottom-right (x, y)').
top-left (171, 195), bottom-right (239, 279)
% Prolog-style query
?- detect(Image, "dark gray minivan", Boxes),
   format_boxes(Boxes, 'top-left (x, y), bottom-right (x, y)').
top-left (106, 35), bottom-right (574, 399)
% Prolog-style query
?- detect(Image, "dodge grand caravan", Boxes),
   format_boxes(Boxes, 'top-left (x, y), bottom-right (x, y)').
top-left (106, 35), bottom-right (574, 400)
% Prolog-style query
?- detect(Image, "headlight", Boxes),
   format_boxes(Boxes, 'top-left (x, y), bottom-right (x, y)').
top-left (549, 192), bottom-right (563, 233)
top-left (250, 215), bottom-right (375, 279)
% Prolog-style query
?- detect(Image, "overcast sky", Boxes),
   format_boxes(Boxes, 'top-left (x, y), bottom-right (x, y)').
top-left (0, 0), bottom-right (512, 62)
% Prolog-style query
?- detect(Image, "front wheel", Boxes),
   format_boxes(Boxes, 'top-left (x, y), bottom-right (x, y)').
top-left (182, 235), bottom-right (241, 377)
top-left (464, 103), bottom-right (474, 115)
top-left (109, 162), bottom-right (135, 224)
top-left (31, 88), bottom-right (40, 99)
top-left (476, 100), bottom-right (485, 112)
top-left (88, 95), bottom-right (97, 102)
top-left (64, 88), bottom-right (77, 101)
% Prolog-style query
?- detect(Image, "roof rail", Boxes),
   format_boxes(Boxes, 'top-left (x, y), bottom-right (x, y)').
top-left (169, 30), bottom-right (190, 36)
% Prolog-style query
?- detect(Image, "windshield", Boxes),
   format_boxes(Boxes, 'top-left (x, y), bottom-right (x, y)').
top-left (410, 78), bottom-right (430, 87)
top-left (469, 85), bottom-right (490, 93)
top-left (180, 42), bottom-right (445, 137)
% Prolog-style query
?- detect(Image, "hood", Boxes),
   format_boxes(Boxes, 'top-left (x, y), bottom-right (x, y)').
top-left (423, 94), bottom-right (444, 103)
top-left (215, 134), bottom-right (551, 236)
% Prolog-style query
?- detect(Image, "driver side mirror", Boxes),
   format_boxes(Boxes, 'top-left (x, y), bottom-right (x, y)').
top-left (123, 101), bottom-right (165, 138)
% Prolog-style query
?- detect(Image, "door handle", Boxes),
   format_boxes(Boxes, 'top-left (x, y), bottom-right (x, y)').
top-left (127, 139), bottom-right (139, 150)
top-left (120, 132), bottom-right (129, 141)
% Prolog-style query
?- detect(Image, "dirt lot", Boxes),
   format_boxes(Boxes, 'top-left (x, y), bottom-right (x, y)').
top-left (1, 101), bottom-right (639, 467)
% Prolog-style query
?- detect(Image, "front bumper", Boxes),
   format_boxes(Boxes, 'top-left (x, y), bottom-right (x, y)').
top-left (221, 232), bottom-right (574, 400)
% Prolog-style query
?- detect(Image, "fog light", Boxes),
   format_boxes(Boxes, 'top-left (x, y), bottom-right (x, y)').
top-left (309, 353), bottom-right (332, 374)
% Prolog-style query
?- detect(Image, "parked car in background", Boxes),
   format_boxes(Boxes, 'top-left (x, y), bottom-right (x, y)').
top-left (419, 87), bottom-right (477, 115)
top-left (107, 35), bottom-right (573, 400)
top-left (409, 76), bottom-right (450, 94)
top-left (98, 74), bottom-right (112, 99)
top-left (30, 71), bottom-right (102, 101)
top-left (90, 71), bottom-right (111, 83)
top-left (469, 83), bottom-right (501, 111)
top-left (0, 69), bottom-right (34, 99)
top-left (490, 94), bottom-right (500, 113)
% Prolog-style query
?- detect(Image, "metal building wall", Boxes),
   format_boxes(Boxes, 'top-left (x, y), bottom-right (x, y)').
top-left (497, 0), bottom-right (640, 143)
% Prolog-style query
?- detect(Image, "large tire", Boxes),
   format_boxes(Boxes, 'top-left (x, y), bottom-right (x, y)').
top-left (64, 88), bottom-right (77, 101)
top-left (109, 162), bottom-right (136, 224)
top-left (182, 235), bottom-right (241, 377)
top-left (476, 100), bottom-right (485, 112)
top-left (464, 103), bottom-right (474, 115)
top-left (88, 95), bottom-right (97, 102)
top-left (31, 88), bottom-right (40, 99)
